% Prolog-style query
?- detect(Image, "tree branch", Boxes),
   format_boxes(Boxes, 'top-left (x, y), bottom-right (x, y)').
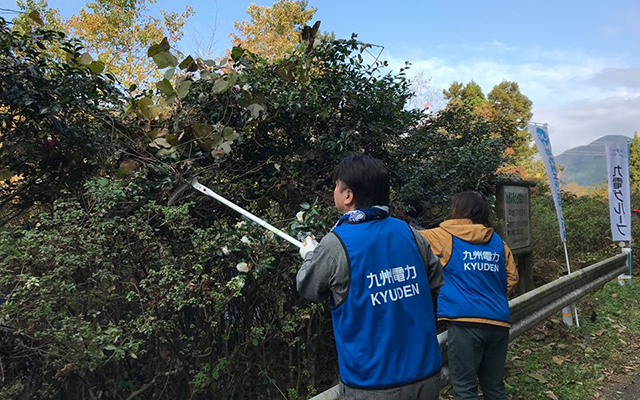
top-left (125, 370), bottom-right (177, 400)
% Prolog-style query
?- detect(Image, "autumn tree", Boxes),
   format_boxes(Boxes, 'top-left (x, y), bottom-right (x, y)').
top-left (443, 80), bottom-right (533, 166)
top-left (487, 81), bottom-right (533, 162)
top-left (443, 80), bottom-right (492, 117)
top-left (66, 0), bottom-right (193, 89)
top-left (230, 0), bottom-right (316, 60)
top-left (12, 0), bottom-right (65, 33)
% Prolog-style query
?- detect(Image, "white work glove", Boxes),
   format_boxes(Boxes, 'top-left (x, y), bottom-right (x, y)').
top-left (299, 235), bottom-right (318, 259)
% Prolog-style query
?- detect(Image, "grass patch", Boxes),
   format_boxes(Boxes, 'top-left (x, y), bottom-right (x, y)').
top-left (505, 281), bottom-right (640, 400)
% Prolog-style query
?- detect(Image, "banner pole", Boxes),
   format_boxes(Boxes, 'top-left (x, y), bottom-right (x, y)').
top-left (530, 121), bottom-right (579, 326)
top-left (628, 140), bottom-right (633, 287)
top-left (563, 241), bottom-right (579, 327)
top-left (629, 243), bottom-right (633, 287)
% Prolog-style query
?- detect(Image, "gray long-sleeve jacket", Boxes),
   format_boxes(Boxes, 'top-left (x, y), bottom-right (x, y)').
top-left (296, 225), bottom-right (444, 306)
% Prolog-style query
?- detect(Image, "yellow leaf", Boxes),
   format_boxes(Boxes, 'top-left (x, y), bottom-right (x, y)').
top-left (28, 11), bottom-right (44, 26)
top-left (79, 53), bottom-right (93, 66)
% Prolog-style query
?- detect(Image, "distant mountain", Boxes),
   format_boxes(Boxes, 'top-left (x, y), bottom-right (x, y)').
top-left (556, 135), bottom-right (631, 187)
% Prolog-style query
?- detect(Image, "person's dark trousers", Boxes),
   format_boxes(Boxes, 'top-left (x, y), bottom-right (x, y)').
top-left (447, 323), bottom-right (509, 400)
top-left (339, 371), bottom-right (442, 400)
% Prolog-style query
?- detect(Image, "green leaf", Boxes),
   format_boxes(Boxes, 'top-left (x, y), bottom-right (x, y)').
top-left (104, 344), bottom-right (117, 351)
top-left (147, 44), bottom-right (162, 58)
top-left (156, 79), bottom-right (174, 96)
top-left (203, 59), bottom-right (216, 67)
top-left (28, 11), bottom-right (44, 26)
top-left (0, 168), bottom-right (13, 181)
top-left (212, 78), bottom-right (229, 94)
top-left (129, 84), bottom-right (137, 92)
top-left (177, 81), bottom-right (192, 99)
top-left (300, 202), bottom-right (311, 210)
top-left (222, 127), bottom-right (239, 141)
top-left (246, 103), bottom-right (265, 119)
top-left (165, 133), bottom-right (179, 146)
top-left (201, 138), bottom-right (214, 151)
top-left (211, 134), bottom-right (223, 148)
top-left (137, 96), bottom-right (153, 109)
top-left (79, 53), bottom-right (93, 66)
top-left (163, 68), bottom-right (175, 80)
top-left (237, 91), bottom-right (252, 107)
top-left (137, 97), bottom-right (159, 120)
top-left (227, 71), bottom-right (239, 87)
top-left (231, 47), bottom-right (245, 61)
top-left (89, 61), bottom-right (105, 74)
top-left (145, 129), bottom-right (158, 140)
top-left (147, 37), bottom-right (170, 57)
top-left (179, 55), bottom-right (194, 70)
top-left (152, 51), bottom-right (178, 69)
top-left (193, 123), bottom-right (213, 138)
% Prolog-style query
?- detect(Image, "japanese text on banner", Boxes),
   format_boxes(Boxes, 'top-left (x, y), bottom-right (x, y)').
top-left (605, 143), bottom-right (632, 241)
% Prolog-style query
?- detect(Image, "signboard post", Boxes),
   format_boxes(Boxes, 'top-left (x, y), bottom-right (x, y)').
top-left (503, 185), bottom-right (531, 250)
top-left (496, 180), bottom-right (535, 293)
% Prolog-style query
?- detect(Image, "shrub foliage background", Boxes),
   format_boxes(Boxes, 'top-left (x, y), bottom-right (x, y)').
top-left (0, 17), bottom-right (549, 400)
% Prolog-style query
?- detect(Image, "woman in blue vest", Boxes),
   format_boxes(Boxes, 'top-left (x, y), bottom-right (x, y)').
top-left (297, 155), bottom-right (444, 400)
top-left (421, 191), bottom-right (519, 400)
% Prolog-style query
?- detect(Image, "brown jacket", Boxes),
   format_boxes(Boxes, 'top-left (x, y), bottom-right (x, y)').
top-left (421, 218), bottom-right (519, 328)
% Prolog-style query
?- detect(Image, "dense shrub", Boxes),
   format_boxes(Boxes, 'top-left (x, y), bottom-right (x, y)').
top-left (0, 176), bottom-right (337, 399)
top-left (0, 20), bottom-right (513, 400)
top-left (530, 190), bottom-right (636, 285)
top-left (0, 17), bottom-right (123, 221)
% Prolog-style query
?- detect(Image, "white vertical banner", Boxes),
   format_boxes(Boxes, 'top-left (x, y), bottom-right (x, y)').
top-left (605, 143), bottom-right (632, 241)
top-left (529, 123), bottom-right (566, 242)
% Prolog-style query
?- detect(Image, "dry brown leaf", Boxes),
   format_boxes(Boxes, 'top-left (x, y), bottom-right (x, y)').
top-left (529, 372), bottom-right (548, 384)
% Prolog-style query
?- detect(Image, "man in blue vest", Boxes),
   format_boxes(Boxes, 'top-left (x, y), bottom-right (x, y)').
top-left (297, 155), bottom-right (443, 400)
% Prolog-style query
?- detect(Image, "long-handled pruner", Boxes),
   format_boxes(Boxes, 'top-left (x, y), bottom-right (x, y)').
top-left (168, 177), bottom-right (303, 249)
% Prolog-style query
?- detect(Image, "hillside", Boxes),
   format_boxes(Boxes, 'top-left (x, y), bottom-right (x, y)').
top-left (556, 135), bottom-right (631, 187)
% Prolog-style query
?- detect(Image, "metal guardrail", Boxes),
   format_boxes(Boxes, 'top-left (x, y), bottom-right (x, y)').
top-left (309, 253), bottom-right (629, 400)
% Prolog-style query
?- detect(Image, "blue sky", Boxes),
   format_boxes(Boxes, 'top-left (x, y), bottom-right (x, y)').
top-left (5, 0), bottom-right (640, 154)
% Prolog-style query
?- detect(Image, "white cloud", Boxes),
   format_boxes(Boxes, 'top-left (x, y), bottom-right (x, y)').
top-left (589, 67), bottom-right (640, 89)
top-left (382, 43), bottom-right (640, 154)
top-left (388, 52), bottom-right (614, 106)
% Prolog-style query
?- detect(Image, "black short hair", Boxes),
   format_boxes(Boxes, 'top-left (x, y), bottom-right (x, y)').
top-left (448, 191), bottom-right (492, 228)
top-left (333, 155), bottom-right (390, 208)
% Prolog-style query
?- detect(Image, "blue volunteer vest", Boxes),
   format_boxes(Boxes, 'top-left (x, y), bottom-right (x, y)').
top-left (437, 232), bottom-right (510, 323)
top-left (331, 217), bottom-right (442, 389)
